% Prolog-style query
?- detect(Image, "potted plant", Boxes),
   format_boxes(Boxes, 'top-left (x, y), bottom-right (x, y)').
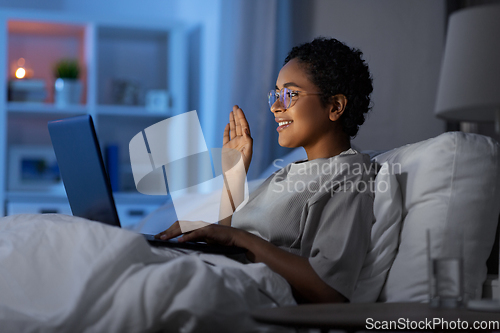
top-left (53, 59), bottom-right (82, 107)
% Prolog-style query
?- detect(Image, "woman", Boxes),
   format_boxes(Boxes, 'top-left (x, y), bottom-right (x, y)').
top-left (156, 37), bottom-right (374, 304)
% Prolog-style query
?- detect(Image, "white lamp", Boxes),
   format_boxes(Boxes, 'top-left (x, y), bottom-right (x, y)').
top-left (435, 4), bottom-right (500, 311)
top-left (435, 4), bottom-right (500, 133)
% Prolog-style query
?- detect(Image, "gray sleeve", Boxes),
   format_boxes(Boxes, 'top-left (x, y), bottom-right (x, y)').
top-left (303, 190), bottom-right (374, 301)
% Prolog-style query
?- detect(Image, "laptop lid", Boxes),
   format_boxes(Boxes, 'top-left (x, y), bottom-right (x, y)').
top-left (48, 115), bottom-right (120, 226)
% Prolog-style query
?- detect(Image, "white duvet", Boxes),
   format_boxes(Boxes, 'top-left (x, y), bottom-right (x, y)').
top-left (0, 214), bottom-right (296, 333)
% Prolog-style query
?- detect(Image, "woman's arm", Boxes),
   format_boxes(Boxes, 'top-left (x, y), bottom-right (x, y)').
top-left (177, 224), bottom-right (347, 304)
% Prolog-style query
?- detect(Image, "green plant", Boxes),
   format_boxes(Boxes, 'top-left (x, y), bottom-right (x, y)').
top-left (54, 59), bottom-right (80, 79)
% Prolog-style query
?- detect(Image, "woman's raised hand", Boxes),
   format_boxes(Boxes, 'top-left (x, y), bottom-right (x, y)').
top-left (223, 105), bottom-right (253, 173)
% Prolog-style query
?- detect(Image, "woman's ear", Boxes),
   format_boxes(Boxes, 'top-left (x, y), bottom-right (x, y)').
top-left (329, 94), bottom-right (347, 121)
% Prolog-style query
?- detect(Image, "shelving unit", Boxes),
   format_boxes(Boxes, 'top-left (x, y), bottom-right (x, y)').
top-left (0, 10), bottom-right (188, 224)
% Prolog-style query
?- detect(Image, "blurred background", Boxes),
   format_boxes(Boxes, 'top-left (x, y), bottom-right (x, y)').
top-left (0, 0), bottom-right (499, 220)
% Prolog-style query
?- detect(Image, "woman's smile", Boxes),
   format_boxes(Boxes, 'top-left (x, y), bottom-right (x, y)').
top-left (276, 119), bottom-right (293, 131)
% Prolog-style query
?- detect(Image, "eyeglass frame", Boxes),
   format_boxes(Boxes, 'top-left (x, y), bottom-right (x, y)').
top-left (268, 87), bottom-right (323, 111)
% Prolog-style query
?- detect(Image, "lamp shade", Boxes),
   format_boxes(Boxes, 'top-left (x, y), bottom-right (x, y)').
top-left (435, 4), bottom-right (500, 124)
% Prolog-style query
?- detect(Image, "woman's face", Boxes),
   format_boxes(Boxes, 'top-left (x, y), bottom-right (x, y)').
top-left (271, 58), bottom-right (334, 152)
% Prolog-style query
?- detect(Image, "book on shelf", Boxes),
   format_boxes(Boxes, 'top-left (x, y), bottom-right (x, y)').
top-left (8, 79), bottom-right (48, 103)
top-left (9, 79), bottom-right (46, 90)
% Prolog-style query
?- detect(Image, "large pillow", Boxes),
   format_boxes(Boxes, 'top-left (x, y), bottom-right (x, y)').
top-left (375, 132), bottom-right (500, 302)
top-left (351, 162), bottom-right (403, 302)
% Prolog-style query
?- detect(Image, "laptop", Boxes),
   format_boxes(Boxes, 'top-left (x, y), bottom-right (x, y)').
top-left (48, 114), bottom-right (245, 255)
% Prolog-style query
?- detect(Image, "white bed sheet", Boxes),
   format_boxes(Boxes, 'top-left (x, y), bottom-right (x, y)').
top-left (0, 214), bottom-right (296, 333)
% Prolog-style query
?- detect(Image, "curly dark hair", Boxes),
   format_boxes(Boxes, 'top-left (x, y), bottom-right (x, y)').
top-left (284, 37), bottom-right (373, 138)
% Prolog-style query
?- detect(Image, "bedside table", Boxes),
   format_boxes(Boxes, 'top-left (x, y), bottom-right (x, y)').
top-left (251, 302), bottom-right (500, 332)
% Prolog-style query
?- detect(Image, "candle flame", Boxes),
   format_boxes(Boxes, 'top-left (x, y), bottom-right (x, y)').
top-left (15, 67), bottom-right (26, 79)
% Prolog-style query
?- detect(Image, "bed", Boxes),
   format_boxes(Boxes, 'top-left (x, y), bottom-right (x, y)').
top-left (0, 131), bottom-right (498, 332)
top-left (0, 213), bottom-right (296, 333)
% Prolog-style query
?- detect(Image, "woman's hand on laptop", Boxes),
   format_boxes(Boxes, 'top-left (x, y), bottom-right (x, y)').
top-left (177, 224), bottom-right (247, 248)
top-left (155, 220), bottom-right (212, 240)
top-left (154, 221), bottom-right (182, 240)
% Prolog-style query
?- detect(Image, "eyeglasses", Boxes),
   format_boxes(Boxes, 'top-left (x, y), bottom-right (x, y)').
top-left (268, 88), bottom-right (322, 110)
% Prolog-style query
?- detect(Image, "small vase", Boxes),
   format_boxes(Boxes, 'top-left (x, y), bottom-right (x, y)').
top-left (54, 78), bottom-right (82, 107)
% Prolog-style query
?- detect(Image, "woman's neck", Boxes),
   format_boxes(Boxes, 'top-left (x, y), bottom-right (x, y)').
top-left (304, 133), bottom-right (351, 161)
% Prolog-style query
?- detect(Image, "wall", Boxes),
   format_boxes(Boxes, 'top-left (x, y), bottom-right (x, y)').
top-left (307, 0), bottom-right (447, 150)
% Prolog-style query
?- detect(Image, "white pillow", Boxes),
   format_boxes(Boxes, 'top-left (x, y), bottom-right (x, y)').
top-left (375, 132), bottom-right (500, 302)
top-left (351, 162), bottom-right (403, 302)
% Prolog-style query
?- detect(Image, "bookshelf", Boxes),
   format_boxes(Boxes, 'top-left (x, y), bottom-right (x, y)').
top-left (0, 10), bottom-right (188, 224)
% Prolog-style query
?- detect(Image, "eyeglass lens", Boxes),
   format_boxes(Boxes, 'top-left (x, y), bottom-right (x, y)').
top-left (268, 88), bottom-right (292, 110)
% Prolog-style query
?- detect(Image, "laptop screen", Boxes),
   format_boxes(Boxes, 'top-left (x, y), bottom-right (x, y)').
top-left (48, 115), bottom-right (120, 227)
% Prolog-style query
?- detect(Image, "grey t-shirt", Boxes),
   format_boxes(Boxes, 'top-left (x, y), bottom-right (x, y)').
top-left (232, 150), bottom-right (375, 300)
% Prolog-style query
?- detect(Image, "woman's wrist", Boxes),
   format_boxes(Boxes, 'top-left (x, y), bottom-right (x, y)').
top-left (234, 228), bottom-right (270, 263)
